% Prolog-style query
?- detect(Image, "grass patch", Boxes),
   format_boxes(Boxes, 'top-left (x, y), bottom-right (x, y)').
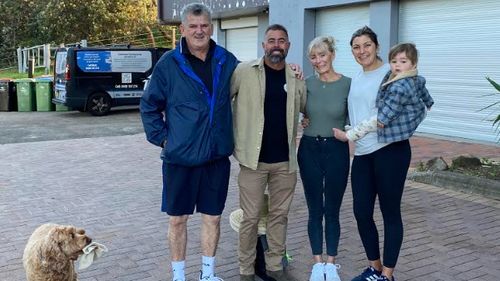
top-left (449, 157), bottom-right (500, 181)
top-left (0, 68), bottom-right (50, 79)
top-left (416, 156), bottom-right (499, 181)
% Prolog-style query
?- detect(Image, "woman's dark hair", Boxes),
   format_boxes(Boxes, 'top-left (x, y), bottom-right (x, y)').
top-left (350, 25), bottom-right (379, 47)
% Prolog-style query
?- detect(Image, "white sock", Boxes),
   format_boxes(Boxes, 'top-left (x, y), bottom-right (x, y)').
top-left (201, 255), bottom-right (215, 277)
top-left (172, 260), bottom-right (185, 281)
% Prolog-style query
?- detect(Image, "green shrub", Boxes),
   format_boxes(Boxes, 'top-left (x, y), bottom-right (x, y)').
top-left (483, 77), bottom-right (500, 142)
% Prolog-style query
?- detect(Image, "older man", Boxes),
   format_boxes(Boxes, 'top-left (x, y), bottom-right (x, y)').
top-left (140, 3), bottom-right (238, 281)
top-left (231, 24), bottom-right (306, 281)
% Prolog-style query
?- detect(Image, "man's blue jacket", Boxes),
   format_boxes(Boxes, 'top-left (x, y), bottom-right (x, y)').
top-left (140, 39), bottom-right (238, 166)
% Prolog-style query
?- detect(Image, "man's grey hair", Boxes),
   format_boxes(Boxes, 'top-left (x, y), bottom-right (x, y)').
top-left (180, 3), bottom-right (212, 24)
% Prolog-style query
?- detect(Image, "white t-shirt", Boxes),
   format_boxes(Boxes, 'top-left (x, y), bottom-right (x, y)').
top-left (348, 63), bottom-right (390, 156)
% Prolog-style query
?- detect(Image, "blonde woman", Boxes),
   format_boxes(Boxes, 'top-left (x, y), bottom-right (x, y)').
top-left (298, 36), bottom-right (351, 281)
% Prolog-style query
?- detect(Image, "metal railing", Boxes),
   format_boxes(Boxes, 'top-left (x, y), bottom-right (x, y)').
top-left (15, 27), bottom-right (177, 74)
top-left (16, 40), bottom-right (88, 74)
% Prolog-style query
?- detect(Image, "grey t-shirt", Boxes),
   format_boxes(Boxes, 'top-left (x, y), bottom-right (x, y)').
top-left (303, 75), bottom-right (351, 137)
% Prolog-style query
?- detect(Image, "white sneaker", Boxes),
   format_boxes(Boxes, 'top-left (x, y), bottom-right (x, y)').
top-left (309, 262), bottom-right (325, 281)
top-left (324, 263), bottom-right (341, 281)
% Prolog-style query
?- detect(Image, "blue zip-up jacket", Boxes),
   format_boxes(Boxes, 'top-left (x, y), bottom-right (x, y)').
top-left (140, 39), bottom-right (239, 166)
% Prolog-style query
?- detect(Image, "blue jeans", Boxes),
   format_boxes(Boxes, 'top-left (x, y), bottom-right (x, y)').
top-left (298, 135), bottom-right (350, 256)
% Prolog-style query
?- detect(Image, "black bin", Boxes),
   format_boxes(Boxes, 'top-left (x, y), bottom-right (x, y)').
top-left (0, 79), bottom-right (17, 111)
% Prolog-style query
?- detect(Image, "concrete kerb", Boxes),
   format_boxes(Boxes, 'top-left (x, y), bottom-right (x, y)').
top-left (408, 170), bottom-right (500, 201)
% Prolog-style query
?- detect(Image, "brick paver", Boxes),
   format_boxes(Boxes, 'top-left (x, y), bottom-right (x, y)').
top-left (0, 134), bottom-right (499, 281)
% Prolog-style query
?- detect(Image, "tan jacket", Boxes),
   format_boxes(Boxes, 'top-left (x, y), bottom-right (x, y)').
top-left (230, 57), bottom-right (306, 172)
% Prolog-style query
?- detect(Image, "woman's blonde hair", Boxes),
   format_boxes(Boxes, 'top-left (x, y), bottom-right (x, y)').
top-left (307, 35), bottom-right (336, 56)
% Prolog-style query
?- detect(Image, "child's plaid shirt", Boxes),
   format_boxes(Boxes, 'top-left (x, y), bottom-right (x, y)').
top-left (376, 69), bottom-right (434, 143)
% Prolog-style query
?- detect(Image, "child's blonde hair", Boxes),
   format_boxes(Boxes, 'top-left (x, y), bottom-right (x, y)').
top-left (389, 43), bottom-right (418, 65)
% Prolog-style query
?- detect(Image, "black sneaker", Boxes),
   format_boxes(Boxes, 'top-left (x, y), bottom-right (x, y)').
top-left (378, 275), bottom-right (395, 281)
top-left (266, 269), bottom-right (300, 281)
top-left (351, 266), bottom-right (381, 281)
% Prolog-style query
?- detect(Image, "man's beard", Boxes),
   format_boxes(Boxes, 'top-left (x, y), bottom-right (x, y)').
top-left (266, 48), bottom-right (287, 64)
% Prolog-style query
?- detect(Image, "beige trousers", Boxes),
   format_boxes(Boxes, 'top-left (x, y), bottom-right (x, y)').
top-left (238, 162), bottom-right (297, 274)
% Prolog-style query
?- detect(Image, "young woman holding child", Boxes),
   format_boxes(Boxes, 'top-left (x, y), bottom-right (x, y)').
top-left (333, 26), bottom-right (433, 281)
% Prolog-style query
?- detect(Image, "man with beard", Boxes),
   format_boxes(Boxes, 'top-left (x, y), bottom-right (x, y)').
top-left (230, 24), bottom-right (306, 281)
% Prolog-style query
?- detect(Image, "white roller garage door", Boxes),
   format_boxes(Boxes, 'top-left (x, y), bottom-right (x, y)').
top-left (226, 27), bottom-right (258, 61)
top-left (315, 4), bottom-right (369, 78)
top-left (399, 0), bottom-right (500, 143)
top-left (222, 17), bottom-right (259, 61)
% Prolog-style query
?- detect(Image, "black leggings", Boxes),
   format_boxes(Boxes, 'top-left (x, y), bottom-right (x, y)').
top-left (351, 140), bottom-right (411, 268)
top-left (298, 136), bottom-right (350, 256)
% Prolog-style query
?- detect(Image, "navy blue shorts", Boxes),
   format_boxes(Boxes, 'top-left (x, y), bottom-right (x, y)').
top-left (161, 157), bottom-right (230, 216)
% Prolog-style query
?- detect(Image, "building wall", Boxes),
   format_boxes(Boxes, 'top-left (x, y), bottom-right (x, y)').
top-left (160, 0), bottom-right (500, 143)
top-left (256, 13), bottom-right (270, 58)
top-left (161, 1), bottom-right (269, 59)
top-left (158, 0), bottom-right (268, 23)
top-left (267, 0), bottom-right (500, 143)
top-left (163, 0), bottom-right (397, 73)
top-left (267, 1), bottom-right (306, 68)
top-left (269, 0), bottom-right (398, 75)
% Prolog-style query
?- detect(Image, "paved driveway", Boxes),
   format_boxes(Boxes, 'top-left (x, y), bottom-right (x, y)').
top-left (0, 108), bottom-right (143, 144)
top-left (0, 112), bottom-right (499, 281)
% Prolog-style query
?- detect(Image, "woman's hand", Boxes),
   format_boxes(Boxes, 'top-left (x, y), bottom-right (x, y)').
top-left (301, 116), bottom-right (310, 128)
top-left (332, 128), bottom-right (349, 142)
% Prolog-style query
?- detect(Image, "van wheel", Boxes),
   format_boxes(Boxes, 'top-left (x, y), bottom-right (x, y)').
top-left (87, 92), bottom-right (111, 116)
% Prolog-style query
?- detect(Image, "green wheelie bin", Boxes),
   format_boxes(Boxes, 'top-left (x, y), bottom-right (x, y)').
top-left (15, 78), bottom-right (36, 112)
top-left (34, 77), bottom-right (55, 111)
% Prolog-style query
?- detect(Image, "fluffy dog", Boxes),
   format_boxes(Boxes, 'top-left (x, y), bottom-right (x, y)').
top-left (23, 223), bottom-right (92, 281)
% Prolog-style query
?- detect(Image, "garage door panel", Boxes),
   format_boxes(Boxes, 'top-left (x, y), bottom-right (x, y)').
top-left (226, 27), bottom-right (258, 61)
top-left (315, 4), bottom-right (369, 78)
top-left (400, 0), bottom-right (500, 142)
